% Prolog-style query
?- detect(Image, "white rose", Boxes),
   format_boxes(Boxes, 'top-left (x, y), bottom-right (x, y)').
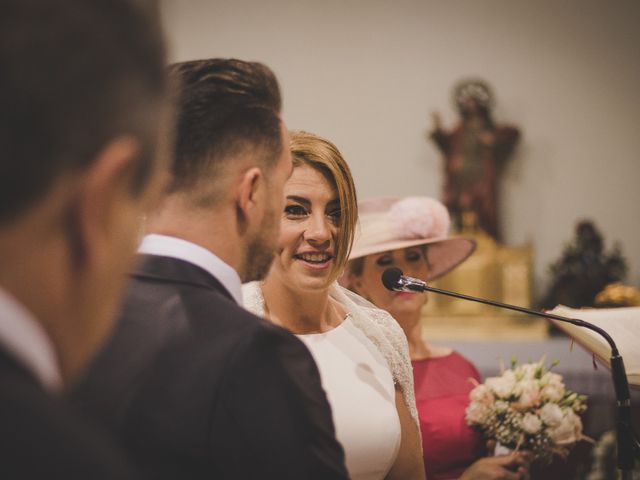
top-left (539, 403), bottom-right (564, 426)
top-left (540, 372), bottom-right (565, 401)
top-left (513, 380), bottom-right (541, 410)
top-left (549, 410), bottom-right (582, 445)
top-left (486, 376), bottom-right (515, 398)
top-left (470, 384), bottom-right (494, 406)
top-left (494, 400), bottom-right (509, 412)
top-left (545, 372), bottom-right (563, 385)
top-left (521, 413), bottom-right (543, 434)
top-left (541, 372), bottom-right (564, 388)
top-left (466, 402), bottom-right (490, 425)
top-left (541, 383), bottom-right (564, 402)
top-left (519, 363), bottom-right (539, 380)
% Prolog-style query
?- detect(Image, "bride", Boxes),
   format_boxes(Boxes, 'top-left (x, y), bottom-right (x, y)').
top-left (243, 131), bottom-right (424, 480)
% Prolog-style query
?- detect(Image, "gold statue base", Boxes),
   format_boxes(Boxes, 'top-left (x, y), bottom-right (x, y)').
top-left (422, 313), bottom-right (549, 341)
top-left (420, 227), bottom-right (548, 341)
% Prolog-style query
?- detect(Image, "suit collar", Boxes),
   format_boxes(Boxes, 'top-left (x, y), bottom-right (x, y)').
top-left (0, 287), bottom-right (63, 393)
top-left (137, 234), bottom-right (243, 304)
top-left (0, 347), bottom-right (48, 393)
top-left (132, 254), bottom-right (236, 302)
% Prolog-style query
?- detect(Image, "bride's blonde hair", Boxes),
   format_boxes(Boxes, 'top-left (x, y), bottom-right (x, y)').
top-left (289, 130), bottom-right (358, 283)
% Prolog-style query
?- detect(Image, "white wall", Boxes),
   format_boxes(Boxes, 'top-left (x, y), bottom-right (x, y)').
top-left (160, 0), bottom-right (640, 297)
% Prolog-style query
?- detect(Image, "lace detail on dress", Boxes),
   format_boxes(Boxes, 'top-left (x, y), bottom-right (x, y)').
top-left (242, 281), bottom-right (266, 318)
top-left (241, 281), bottom-right (419, 428)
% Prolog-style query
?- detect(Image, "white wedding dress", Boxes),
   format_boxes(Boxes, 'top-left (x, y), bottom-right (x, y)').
top-left (242, 282), bottom-right (418, 480)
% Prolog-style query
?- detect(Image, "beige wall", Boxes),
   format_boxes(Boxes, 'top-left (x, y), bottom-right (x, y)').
top-left (161, 0), bottom-right (640, 297)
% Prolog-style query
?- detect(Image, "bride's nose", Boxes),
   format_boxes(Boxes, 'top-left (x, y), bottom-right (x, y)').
top-left (304, 213), bottom-right (331, 246)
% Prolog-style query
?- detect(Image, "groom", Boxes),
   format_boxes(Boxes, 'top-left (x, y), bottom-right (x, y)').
top-left (74, 59), bottom-right (348, 479)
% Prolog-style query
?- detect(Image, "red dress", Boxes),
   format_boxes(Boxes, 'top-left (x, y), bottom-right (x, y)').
top-left (412, 352), bottom-right (484, 480)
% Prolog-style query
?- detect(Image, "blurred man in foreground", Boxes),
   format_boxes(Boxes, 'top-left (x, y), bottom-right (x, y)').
top-left (0, 1), bottom-right (169, 477)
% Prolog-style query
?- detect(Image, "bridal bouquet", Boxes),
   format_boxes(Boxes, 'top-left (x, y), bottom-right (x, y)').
top-left (465, 358), bottom-right (588, 463)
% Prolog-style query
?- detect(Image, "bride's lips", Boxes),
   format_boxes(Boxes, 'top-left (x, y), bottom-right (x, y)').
top-left (294, 252), bottom-right (334, 270)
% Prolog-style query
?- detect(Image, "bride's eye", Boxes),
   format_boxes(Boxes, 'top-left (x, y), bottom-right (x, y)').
top-left (326, 208), bottom-right (342, 224)
top-left (284, 204), bottom-right (307, 218)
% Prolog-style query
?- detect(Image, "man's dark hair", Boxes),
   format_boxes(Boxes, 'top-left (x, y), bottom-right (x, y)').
top-left (167, 59), bottom-right (283, 199)
top-left (0, 0), bottom-right (167, 225)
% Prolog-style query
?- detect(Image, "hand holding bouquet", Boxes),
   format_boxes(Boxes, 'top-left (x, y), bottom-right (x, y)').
top-left (466, 358), bottom-right (588, 463)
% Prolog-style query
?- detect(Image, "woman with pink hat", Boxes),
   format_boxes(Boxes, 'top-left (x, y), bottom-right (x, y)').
top-left (347, 197), bottom-right (530, 480)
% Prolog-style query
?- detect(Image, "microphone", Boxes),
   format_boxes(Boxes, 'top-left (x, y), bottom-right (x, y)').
top-left (381, 267), bottom-right (426, 293)
top-left (383, 267), bottom-right (611, 332)
top-left (381, 267), bottom-right (640, 473)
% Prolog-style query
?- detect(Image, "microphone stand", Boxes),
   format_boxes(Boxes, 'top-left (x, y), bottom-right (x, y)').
top-left (412, 282), bottom-right (640, 476)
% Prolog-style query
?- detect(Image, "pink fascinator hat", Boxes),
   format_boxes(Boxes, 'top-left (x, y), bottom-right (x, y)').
top-left (349, 196), bottom-right (476, 281)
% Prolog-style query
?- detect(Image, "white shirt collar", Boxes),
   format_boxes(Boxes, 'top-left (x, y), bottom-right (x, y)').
top-left (138, 234), bottom-right (243, 305)
top-left (0, 287), bottom-right (63, 393)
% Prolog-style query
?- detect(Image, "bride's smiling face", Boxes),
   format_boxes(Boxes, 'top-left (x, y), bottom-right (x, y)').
top-left (268, 163), bottom-right (341, 292)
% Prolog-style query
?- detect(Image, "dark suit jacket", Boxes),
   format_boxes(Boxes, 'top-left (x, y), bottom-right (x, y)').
top-left (0, 348), bottom-right (137, 479)
top-left (73, 254), bottom-right (347, 479)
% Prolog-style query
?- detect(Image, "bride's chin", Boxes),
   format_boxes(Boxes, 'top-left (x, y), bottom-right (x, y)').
top-left (293, 274), bottom-right (333, 292)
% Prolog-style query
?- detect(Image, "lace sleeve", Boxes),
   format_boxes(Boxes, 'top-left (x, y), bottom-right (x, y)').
top-left (241, 281), bottom-right (265, 317)
top-left (331, 285), bottom-right (419, 428)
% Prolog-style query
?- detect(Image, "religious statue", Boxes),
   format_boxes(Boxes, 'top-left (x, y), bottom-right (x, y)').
top-left (541, 220), bottom-right (627, 310)
top-left (429, 79), bottom-right (520, 240)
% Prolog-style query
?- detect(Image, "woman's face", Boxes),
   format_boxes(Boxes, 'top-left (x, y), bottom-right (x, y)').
top-left (351, 247), bottom-right (430, 319)
top-left (268, 164), bottom-right (341, 292)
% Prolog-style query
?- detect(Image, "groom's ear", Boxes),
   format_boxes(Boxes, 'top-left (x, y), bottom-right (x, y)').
top-left (235, 166), bottom-right (264, 232)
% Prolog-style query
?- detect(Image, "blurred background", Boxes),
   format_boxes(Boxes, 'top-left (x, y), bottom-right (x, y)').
top-left (160, 0), bottom-right (640, 301)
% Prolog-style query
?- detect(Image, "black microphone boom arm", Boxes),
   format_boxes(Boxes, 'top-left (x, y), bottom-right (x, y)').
top-left (381, 267), bottom-right (640, 475)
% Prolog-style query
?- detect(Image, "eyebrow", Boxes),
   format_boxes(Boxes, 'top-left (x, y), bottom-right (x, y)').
top-left (286, 195), bottom-right (341, 208)
top-left (286, 195), bottom-right (310, 206)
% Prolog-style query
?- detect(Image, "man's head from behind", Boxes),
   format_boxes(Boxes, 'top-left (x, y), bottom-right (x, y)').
top-left (0, 0), bottom-right (169, 384)
top-left (161, 59), bottom-right (291, 282)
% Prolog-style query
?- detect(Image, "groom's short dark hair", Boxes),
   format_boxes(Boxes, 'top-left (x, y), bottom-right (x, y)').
top-left (167, 59), bottom-right (283, 199)
top-left (0, 0), bottom-right (167, 225)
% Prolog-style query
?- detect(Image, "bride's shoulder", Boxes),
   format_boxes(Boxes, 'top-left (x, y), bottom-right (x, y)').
top-left (333, 285), bottom-right (406, 344)
top-left (366, 306), bottom-right (407, 345)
